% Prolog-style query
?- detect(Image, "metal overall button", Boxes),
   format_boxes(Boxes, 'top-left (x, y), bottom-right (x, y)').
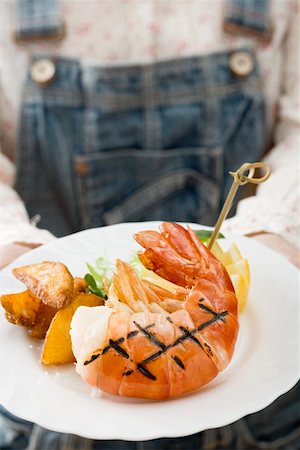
top-left (30, 59), bottom-right (56, 85)
top-left (229, 51), bottom-right (254, 77)
top-left (75, 160), bottom-right (90, 177)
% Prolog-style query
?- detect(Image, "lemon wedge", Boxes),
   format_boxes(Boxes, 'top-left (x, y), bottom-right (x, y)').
top-left (226, 243), bottom-right (243, 263)
top-left (226, 258), bottom-right (250, 285)
top-left (140, 266), bottom-right (180, 292)
top-left (210, 241), bottom-right (232, 266)
top-left (211, 242), bottom-right (250, 314)
top-left (229, 273), bottom-right (249, 313)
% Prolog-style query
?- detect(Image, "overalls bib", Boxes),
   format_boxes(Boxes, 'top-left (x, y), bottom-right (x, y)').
top-left (15, 1), bottom-right (268, 238)
top-left (1, 1), bottom-right (299, 449)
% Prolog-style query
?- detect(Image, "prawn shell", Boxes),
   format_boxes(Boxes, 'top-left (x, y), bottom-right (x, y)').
top-left (186, 227), bottom-right (234, 293)
top-left (161, 222), bottom-right (204, 262)
top-left (189, 279), bottom-right (238, 319)
top-left (98, 310), bottom-right (130, 395)
top-left (185, 284), bottom-right (239, 371)
top-left (167, 310), bottom-right (218, 397)
top-left (72, 223), bottom-right (240, 400)
top-left (119, 313), bottom-right (174, 399)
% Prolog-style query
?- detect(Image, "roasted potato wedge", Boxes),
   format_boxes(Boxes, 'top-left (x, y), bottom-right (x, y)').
top-left (1, 271), bottom-right (88, 339)
top-left (0, 290), bottom-right (41, 327)
top-left (29, 303), bottom-right (58, 339)
top-left (41, 293), bottom-right (104, 365)
top-left (1, 289), bottom-right (58, 338)
top-left (73, 277), bottom-right (88, 295)
top-left (13, 261), bottom-right (74, 309)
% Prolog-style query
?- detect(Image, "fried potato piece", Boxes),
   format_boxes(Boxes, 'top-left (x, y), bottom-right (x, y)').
top-left (13, 261), bottom-right (74, 309)
top-left (1, 290), bottom-right (41, 327)
top-left (73, 277), bottom-right (88, 295)
top-left (0, 289), bottom-right (58, 338)
top-left (41, 293), bottom-right (104, 365)
top-left (29, 303), bottom-right (58, 339)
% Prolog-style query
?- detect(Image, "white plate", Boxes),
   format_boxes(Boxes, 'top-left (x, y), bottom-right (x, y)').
top-left (0, 222), bottom-right (299, 441)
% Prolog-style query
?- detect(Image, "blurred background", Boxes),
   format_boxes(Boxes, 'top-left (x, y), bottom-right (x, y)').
top-left (0, 0), bottom-right (299, 449)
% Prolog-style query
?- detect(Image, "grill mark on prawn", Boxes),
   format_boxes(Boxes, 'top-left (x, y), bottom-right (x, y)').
top-left (127, 330), bottom-right (138, 339)
top-left (172, 355), bottom-right (185, 369)
top-left (137, 363), bottom-right (157, 380)
top-left (127, 323), bottom-right (154, 340)
top-left (130, 312), bottom-right (225, 374)
top-left (84, 353), bottom-right (101, 366)
top-left (109, 339), bottom-right (129, 359)
top-left (102, 336), bottom-right (125, 355)
top-left (131, 310), bottom-right (228, 379)
top-left (140, 350), bottom-right (165, 365)
top-left (204, 343), bottom-right (213, 358)
top-left (133, 321), bottom-right (167, 350)
top-left (101, 324), bottom-right (155, 358)
top-left (175, 326), bottom-right (203, 348)
top-left (104, 308), bottom-right (228, 380)
top-left (199, 303), bottom-right (227, 322)
top-left (84, 311), bottom-right (226, 368)
top-left (197, 311), bottom-right (228, 331)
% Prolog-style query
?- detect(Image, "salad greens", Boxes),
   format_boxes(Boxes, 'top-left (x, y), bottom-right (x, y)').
top-left (192, 229), bottom-right (224, 244)
top-left (84, 256), bottom-right (113, 299)
top-left (128, 253), bottom-right (143, 277)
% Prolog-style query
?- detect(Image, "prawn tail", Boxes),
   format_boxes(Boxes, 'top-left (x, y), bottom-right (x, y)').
top-left (186, 227), bottom-right (234, 292)
top-left (112, 260), bottom-right (178, 314)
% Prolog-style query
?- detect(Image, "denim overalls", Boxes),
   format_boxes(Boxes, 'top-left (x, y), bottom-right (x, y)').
top-left (15, 1), bottom-right (269, 238)
top-left (1, 0), bottom-right (300, 449)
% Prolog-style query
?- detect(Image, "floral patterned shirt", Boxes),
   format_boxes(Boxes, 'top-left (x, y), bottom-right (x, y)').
top-left (0, 0), bottom-right (299, 248)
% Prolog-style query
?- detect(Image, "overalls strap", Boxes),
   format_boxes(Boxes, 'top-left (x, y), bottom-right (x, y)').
top-left (14, 0), bottom-right (272, 43)
top-left (14, 0), bottom-right (64, 42)
top-left (224, 0), bottom-right (272, 42)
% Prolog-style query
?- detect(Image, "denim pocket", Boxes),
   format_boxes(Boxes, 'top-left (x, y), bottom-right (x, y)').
top-left (219, 89), bottom-right (266, 181)
top-left (74, 147), bottom-right (223, 229)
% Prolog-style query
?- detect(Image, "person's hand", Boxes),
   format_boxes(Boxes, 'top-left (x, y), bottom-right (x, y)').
top-left (250, 232), bottom-right (300, 269)
top-left (0, 243), bottom-right (40, 269)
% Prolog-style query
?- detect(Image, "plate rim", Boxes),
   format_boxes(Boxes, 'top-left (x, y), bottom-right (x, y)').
top-left (0, 221), bottom-right (299, 441)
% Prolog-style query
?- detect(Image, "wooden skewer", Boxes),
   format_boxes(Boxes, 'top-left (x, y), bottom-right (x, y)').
top-left (208, 161), bottom-right (271, 250)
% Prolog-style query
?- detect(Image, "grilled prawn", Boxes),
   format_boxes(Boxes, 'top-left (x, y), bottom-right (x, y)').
top-left (70, 223), bottom-right (239, 399)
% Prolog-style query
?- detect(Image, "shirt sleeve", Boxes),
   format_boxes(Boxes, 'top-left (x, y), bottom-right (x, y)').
top-left (224, 2), bottom-right (300, 250)
top-left (0, 153), bottom-right (55, 246)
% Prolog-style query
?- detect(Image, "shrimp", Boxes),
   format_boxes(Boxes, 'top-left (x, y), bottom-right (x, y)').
top-left (70, 222), bottom-right (239, 399)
